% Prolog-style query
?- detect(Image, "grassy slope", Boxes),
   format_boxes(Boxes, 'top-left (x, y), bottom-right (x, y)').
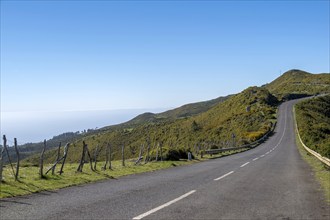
top-left (294, 102), bottom-right (330, 204)
top-left (265, 69), bottom-right (330, 100)
top-left (7, 95), bottom-right (229, 163)
top-left (0, 160), bottom-right (196, 198)
top-left (24, 86), bottom-right (278, 165)
top-left (1, 148), bottom-right (249, 199)
top-left (296, 136), bottom-right (330, 204)
top-left (158, 95), bottom-right (231, 119)
top-left (102, 95), bottom-right (231, 127)
top-left (295, 95), bottom-right (330, 158)
top-left (14, 69), bottom-right (330, 165)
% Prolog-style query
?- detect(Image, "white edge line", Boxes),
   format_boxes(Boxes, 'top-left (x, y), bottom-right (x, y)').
top-left (132, 190), bottom-right (196, 220)
top-left (253, 157), bottom-right (259, 161)
top-left (240, 162), bottom-right (250, 167)
top-left (260, 155), bottom-right (265, 157)
top-left (214, 171), bottom-right (234, 181)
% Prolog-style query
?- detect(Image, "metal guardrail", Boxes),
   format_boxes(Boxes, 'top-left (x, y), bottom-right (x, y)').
top-left (205, 122), bottom-right (276, 155)
top-left (293, 106), bottom-right (330, 167)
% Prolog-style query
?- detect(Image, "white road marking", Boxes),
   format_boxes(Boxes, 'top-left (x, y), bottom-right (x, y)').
top-left (132, 190), bottom-right (196, 219)
top-left (214, 171), bottom-right (234, 181)
top-left (273, 109), bottom-right (287, 149)
top-left (133, 106), bottom-right (290, 220)
top-left (240, 162), bottom-right (250, 167)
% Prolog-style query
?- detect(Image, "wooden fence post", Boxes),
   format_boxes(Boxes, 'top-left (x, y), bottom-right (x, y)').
top-left (77, 141), bottom-right (86, 172)
top-left (2, 135), bottom-right (15, 178)
top-left (52, 142), bottom-right (61, 175)
top-left (40, 140), bottom-right (46, 178)
top-left (46, 143), bottom-right (70, 175)
top-left (14, 138), bottom-right (20, 181)
top-left (145, 140), bottom-right (150, 164)
top-left (59, 143), bottom-right (70, 175)
top-left (122, 144), bottom-right (125, 167)
top-left (93, 145), bottom-right (100, 171)
top-left (0, 135), bottom-right (6, 182)
top-left (109, 144), bottom-right (112, 170)
top-left (103, 143), bottom-right (109, 170)
top-left (160, 142), bottom-right (163, 162)
top-left (109, 143), bottom-right (112, 170)
top-left (85, 144), bottom-right (94, 171)
top-left (155, 143), bottom-right (159, 161)
top-left (135, 144), bottom-right (144, 165)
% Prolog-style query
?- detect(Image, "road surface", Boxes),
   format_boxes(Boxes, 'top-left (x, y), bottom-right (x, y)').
top-left (1, 99), bottom-right (329, 219)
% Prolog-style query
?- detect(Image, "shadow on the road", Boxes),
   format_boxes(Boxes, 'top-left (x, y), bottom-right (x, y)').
top-left (206, 131), bottom-right (278, 160)
top-left (208, 152), bottom-right (245, 160)
top-left (72, 174), bottom-right (117, 188)
top-left (0, 199), bottom-right (32, 207)
top-left (259, 131), bottom-right (276, 144)
top-left (37, 190), bottom-right (57, 195)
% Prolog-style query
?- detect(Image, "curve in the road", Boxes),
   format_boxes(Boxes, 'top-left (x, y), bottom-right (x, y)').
top-left (0, 99), bottom-right (329, 220)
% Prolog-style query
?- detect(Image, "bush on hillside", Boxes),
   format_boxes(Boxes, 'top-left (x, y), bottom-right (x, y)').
top-left (296, 95), bottom-right (330, 158)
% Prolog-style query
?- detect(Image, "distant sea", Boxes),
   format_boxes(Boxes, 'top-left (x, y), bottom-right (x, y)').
top-left (0, 108), bottom-right (168, 145)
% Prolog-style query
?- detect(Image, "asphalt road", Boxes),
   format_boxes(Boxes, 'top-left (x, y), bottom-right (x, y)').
top-left (1, 99), bottom-right (329, 220)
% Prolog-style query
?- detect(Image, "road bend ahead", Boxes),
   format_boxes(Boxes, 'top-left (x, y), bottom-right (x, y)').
top-left (1, 99), bottom-right (329, 219)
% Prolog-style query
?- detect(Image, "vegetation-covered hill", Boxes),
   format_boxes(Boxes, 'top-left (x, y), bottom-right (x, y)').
top-left (102, 95), bottom-right (231, 128)
top-left (295, 95), bottom-right (330, 158)
top-left (24, 87), bottom-right (278, 165)
top-left (5, 95), bottom-right (230, 163)
top-left (157, 95), bottom-right (231, 119)
top-left (265, 69), bottom-right (330, 100)
top-left (13, 69), bottom-right (330, 165)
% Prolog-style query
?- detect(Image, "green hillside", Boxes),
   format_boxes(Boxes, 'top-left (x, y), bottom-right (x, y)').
top-left (158, 95), bottom-right (231, 119)
top-left (21, 69), bottom-right (330, 165)
top-left (24, 87), bottom-right (277, 165)
top-left (295, 95), bottom-right (330, 158)
top-left (102, 95), bottom-right (231, 128)
top-left (5, 95), bottom-right (229, 163)
top-left (265, 69), bottom-right (330, 100)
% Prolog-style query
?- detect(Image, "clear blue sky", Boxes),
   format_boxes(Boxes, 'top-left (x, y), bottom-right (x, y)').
top-left (1, 1), bottom-right (329, 112)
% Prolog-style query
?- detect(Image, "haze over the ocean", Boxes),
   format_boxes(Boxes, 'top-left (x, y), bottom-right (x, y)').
top-left (1, 1), bottom-right (329, 143)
